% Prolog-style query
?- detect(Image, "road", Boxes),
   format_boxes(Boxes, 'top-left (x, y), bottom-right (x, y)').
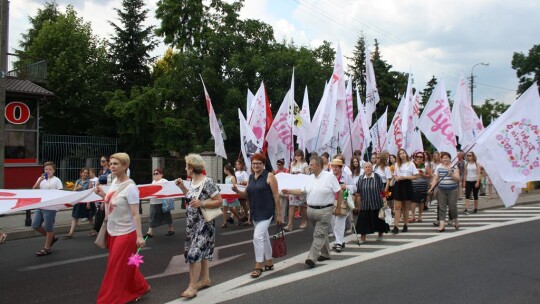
top-left (1, 203), bottom-right (540, 304)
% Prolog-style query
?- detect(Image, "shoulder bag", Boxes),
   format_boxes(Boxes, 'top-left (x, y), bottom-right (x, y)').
top-left (195, 177), bottom-right (222, 222)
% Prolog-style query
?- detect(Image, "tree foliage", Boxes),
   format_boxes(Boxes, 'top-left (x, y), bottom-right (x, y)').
top-left (512, 44), bottom-right (540, 95)
top-left (473, 99), bottom-right (510, 127)
top-left (18, 4), bottom-right (113, 135)
top-left (109, 0), bottom-right (157, 90)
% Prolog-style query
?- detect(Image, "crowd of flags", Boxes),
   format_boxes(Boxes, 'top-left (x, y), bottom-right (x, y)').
top-left (201, 42), bottom-right (540, 208)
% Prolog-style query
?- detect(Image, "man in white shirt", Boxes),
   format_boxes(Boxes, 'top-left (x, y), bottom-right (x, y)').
top-left (283, 156), bottom-right (343, 268)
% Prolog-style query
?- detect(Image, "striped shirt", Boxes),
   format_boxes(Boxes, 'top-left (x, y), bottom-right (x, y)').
top-left (356, 173), bottom-right (384, 210)
top-left (435, 164), bottom-right (458, 190)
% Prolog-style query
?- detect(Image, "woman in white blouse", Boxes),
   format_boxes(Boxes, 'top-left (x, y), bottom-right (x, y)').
top-left (95, 153), bottom-right (150, 303)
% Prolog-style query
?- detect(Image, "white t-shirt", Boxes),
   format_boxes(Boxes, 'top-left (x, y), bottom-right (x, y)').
top-left (291, 162), bottom-right (308, 174)
top-left (37, 176), bottom-right (63, 210)
top-left (150, 178), bottom-right (168, 204)
top-left (374, 165), bottom-right (393, 182)
top-left (235, 170), bottom-right (250, 184)
top-left (302, 170), bottom-right (341, 206)
top-left (466, 162), bottom-right (480, 182)
top-left (343, 165), bottom-right (352, 176)
top-left (396, 162), bottom-right (419, 177)
top-left (105, 180), bottom-right (140, 236)
top-left (335, 170), bottom-right (357, 194)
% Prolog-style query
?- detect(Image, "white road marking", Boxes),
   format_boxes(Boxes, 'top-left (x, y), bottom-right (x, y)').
top-left (19, 247), bottom-right (150, 271)
top-left (167, 214), bottom-right (540, 304)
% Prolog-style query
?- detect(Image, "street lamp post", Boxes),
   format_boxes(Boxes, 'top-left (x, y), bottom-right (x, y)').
top-left (470, 62), bottom-right (489, 105)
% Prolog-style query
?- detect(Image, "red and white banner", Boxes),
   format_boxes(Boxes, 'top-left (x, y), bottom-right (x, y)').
top-left (418, 79), bottom-right (457, 158)
top-left (239, 109), bottom-right (262, 173)
top-left (201, 77), bottom-right (227, 159)
top-left (0, 181), bottom-right (242, 215)
top-left (342, 85), bottom-right (371, 163)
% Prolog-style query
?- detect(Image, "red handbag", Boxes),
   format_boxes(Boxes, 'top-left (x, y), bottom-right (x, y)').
top-left (271, 224), bottom-right (287, 258)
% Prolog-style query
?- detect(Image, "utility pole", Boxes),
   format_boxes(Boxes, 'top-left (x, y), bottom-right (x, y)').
top-left (470, 62), bottom-right (489, 105)
top-left (0, 0), bottom-right (9, 189)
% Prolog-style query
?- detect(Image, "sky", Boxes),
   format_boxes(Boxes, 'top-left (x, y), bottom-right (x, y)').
top-left (6, 0), bottom-right (539, 105)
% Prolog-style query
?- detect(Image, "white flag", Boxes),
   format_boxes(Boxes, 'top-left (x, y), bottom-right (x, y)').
top-left (246, 89), bottom-right (254, 117)
top-left (452, 74), bottom-right (484, 147)
top-left (266, 90), bottom-right (294, 171)
top-left (417, 79), bottom-right (457, 158)
top-left (201, 77), bottom-right (227, 159)
top-left (330, 43), bottom-right (348, 155)
top-left (386, 96), bottom-right (406, 155)
top-left (239, 109), bottom-right (262, 172)
top-left (335, 76), bottom-right (354, 151)
top-left (472, 84), bottom-right (540, 184)
top-left (247, 82), bottom-right (268, 142)
top-left (365, 45), bottom-right (379, 126)
top-left (370, 107), bottom-right (388, 153)
top-left (405, 91), bottom-right (424, 154)
top-left (342, 90), bottom-right (372, 164)
top-left (295, 86), bottom-right (311, 152)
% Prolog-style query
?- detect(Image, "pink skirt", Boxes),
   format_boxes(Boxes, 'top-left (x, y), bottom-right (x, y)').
top-left (97, 231), bottom-right (149, 304)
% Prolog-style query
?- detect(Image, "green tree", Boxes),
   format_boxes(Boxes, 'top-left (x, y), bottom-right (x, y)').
top-left (109, 0), bottom-right (156, 90)
top-left (371, 39), bottom-right (407, 120)
top-left (18, 1), bottom-right (60, 52)
top-left (18, 5), bottom-right (113, 135)
top-left (347, 33), bottom-right (367, 104)
top-left (473, 98), bottom-right (510, 127)
top-left (511, 44), bottom-right (540, 95)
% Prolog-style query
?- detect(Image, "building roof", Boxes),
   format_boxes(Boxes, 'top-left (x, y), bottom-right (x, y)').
top-left (4, 76), bottom-right (55, 97)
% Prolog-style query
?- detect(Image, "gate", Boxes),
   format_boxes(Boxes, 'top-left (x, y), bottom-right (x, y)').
top-left (40, 134), bottom-right (118, 182)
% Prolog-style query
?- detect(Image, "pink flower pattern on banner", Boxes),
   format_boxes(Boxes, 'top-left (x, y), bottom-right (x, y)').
top-left (496, 118), bottom-right (540, 175)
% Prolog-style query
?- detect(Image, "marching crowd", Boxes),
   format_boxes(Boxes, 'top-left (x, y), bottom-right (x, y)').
top-left (0, 149), bottom-right (496, 302)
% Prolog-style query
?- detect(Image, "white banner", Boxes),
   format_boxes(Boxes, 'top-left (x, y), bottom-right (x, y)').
top-left (239, 109), bottom-right (262, 172)
top-left (452, 74), bottom-right (484, 148)
top-left (365, 45), bottom-right (380, 126)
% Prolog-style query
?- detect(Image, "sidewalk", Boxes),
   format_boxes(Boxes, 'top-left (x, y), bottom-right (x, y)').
top-left (1, 190), bottom-right (540, 241)
top-left (0, 199), bottom-right (188, 241)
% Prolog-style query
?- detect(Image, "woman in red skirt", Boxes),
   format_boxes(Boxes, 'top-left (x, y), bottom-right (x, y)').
top-left (95, 152), bottom-right (150, 303)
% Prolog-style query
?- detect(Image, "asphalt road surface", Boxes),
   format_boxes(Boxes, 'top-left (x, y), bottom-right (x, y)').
top-left (1, 203), bottom-right (539, 304)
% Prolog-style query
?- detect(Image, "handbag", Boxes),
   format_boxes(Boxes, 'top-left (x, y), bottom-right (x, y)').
top-left (271, 224), bottom-right (287, 258)
top-left (162, 199), bottom-right (176, 213)
top-left (94, 221), bottom-right (108, 248)
top-left (378, 207), bottom-right (386, 220)
top-left (333, 200), bottom-right (349, 216)
top-left (193, 177), bottom-right (222, 222)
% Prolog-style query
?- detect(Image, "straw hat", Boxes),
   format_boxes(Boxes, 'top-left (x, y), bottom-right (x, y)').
top-left (330, 159), bottom-right (344, 166)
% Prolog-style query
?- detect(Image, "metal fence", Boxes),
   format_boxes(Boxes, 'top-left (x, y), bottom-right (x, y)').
top-left (40, 134), bottom-right (118, 182)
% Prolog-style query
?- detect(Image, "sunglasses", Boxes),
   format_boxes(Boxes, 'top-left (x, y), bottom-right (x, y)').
top-left (153, 172), bottom-right (160, 175)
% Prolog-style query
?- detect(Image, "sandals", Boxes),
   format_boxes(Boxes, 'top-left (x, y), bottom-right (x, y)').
top-left (299, 224), bottom-right (307, 229)
top-left (283, 226), bottom-right (293, 232)
top-left (36, 248), bottom-right (51, 256)
top-left (195, 279), bottom-right (212, 290)
top-left (62, 234), bottom-right (73, 239)
top-left (250, 268), bottom-right (263, 278)
top-left (88, 230), bottom-right (97, 237)
top-left (264, 264), bottom-right (274, 271)
top-left (180, 287), bottom-right (197, 298)
top-left (165, 231), bottom-right (175, 236)
top-left (220, 223), bottom-right (228, 228)
top-left (0, 233), bottom-right (7, 244)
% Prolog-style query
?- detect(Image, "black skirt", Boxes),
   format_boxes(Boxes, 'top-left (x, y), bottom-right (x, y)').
top-left (393, 180), bottom-right (414, 201)
top-left (72, 202), bottom-right (96, 219)
top-left (149, 204), bottom-right (173, 228)
top-left (356, 209), bottom-right (389, 235)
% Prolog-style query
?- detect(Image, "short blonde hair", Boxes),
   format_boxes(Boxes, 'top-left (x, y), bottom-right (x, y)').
top-left (110, 152), bottom-right (130, 167)
top-left (185, 153), bottom-right (206, 174)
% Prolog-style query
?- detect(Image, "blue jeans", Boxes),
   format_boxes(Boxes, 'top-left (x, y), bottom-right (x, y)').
top-left (31, 209), bottom-right (57, 232)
